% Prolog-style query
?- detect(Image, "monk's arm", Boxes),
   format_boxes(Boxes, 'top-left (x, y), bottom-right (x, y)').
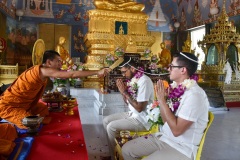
top-left (40, 67), bottom-right (108, 80)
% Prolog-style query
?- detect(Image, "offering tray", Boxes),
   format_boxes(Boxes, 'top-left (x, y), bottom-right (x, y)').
top-left (42, 90), bottom-right (64, 112)
top-left (42, 98), bottom-right (64, 112)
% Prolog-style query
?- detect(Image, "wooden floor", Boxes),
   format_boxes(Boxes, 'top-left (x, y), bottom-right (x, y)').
top-left (78, 105), bottom-right (240, 160)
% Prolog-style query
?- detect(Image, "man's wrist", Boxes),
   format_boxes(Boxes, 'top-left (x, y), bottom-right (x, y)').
top-left (123, 90), bottom-right (128, 95)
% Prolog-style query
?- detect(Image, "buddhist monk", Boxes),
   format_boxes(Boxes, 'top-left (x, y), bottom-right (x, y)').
top-left (0, 50), bottom-right (110, 129)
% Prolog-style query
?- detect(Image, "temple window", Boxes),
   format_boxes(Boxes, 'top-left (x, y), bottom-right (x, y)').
top-left (189, 26), bottom-right (205, 70)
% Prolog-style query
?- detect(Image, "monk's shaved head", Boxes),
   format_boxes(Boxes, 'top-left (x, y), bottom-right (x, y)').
top-left (42, 50), bottom-right (60, 64)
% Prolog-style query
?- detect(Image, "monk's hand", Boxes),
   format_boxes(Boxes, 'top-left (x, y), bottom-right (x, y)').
top-left (156, 79), bottom-right (167, 105)
top-left (97, 68), bottom-right (111, 77)
top-left (116, 79), bottom-right (127, 94)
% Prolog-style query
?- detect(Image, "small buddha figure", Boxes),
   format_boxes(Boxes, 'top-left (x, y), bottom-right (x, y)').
top-left (182, 33), bottom-right (194, 53)
top-left (119, 24), bottom-right (124, 34)
top-left (93, 0), bottom-right (145, 12)
top-left (125, 37), bottom-right (137, 53)
top-left (55, 36), bottom-right (73, 67)
top-left (182, 40), bottom-right (191, 52)
top-left (158, 42), bottom-right (171, 68)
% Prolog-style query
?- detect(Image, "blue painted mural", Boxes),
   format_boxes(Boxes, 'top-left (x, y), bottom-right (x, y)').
top-left (2, 0), bottom-right (240, 63)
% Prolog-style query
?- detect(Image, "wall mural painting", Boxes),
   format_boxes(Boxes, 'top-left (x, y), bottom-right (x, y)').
top-left (162, 32), bottom-right (176, 55)
top-left (192, 0), bottom-right (203, 26)
top-left (5, 17), bottom-right (37, 66)
top-left (71, 25), bottom-right (86, 61)
top-left (56, 0), bottom-right (71, 5)
top-left (146, 0), bottom-right (178, 32)
top-left (23, 0), bottom-right (54, 18)
top-left (228, 0), bottom-right (240, 16)
top-left (5, 18), bottom-right (16, 65)
top-left (180, 7), bottom-right (187, 30)
top-left (177, 0), bottom-right (240, 29)
top-left (0, 0), bottom-right (16, 18)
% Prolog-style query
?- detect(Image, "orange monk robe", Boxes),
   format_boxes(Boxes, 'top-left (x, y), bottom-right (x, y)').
top-left (0, 65), bottom-right (49, 129)
top-left (0, 123), bottom-right (18, 156)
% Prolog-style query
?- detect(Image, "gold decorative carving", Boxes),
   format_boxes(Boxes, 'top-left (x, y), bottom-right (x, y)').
top-left (84, 1), bottom-right (155, 88)
top-left (83, 81), bottom-right (102, 89)
top-left (93, 0), bottom-right (145, 13)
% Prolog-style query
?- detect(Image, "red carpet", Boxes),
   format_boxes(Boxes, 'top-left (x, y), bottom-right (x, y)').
top-left (27, 106), bottom-right (88, 160)
top-left (226, 102), bottom-right (240, 108)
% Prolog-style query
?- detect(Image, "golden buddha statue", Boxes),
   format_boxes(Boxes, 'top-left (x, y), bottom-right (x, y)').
top-left (125, 37), bottom-right (137, 53)
top-left (182, 32), bottom-right (194, 53)
top-left (158, 42), bottom-right (171, 68)
top-left (55, 36), bottom-right (73, 68)
top-left (119, 24), bottom-right (124, 34)
top-left (93, 0), bottom-right (145, 12)
top-left (182, 40), bottom-right (191, 52)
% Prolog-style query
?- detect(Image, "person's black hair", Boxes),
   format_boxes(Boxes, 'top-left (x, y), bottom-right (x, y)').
top-left (118, 56), bottom-right (139, 69)
top-left (173, 52), bottom-right (198, 76)
top-left (42, 50), bottom-right (60, 64)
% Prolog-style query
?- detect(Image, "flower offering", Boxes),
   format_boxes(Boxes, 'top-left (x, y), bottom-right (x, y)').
top-left (146, 100), bottom-right (164, 127)
top-left (115, 47), bottom-right (125, 57)
top-left (151, 55), bottom-right (159, 63)
top-left (105, 54), bottom-right (115, 65)
top-left (143, 48), bottom-right (152, 58)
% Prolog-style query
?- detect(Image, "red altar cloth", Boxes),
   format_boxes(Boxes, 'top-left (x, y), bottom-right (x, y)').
top-left (27, 106), bottom-right (88, 160)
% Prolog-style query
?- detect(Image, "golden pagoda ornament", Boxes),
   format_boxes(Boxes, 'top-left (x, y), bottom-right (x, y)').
top-left (195, 0), bottom-right (240, 105)
top-left (197, 0), bottom-right (240, 88)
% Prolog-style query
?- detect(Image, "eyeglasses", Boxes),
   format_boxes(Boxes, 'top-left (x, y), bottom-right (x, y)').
top-left (168, 64), bottom-right (185, 70)
top-left (120, 68), bottom-right (129, 75)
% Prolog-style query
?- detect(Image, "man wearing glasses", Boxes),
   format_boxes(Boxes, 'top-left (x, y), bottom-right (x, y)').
top-left (103, 57), bottom-right (154, 159)
top-left (121, 52), bottom-right (209, 160)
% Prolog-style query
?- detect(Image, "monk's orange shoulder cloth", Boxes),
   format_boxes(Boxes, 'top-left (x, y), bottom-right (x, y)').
top-left (0, 65), bottom-right (48, 128)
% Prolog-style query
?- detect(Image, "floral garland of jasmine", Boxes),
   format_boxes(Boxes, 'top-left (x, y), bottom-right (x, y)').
top-left (126, 67), bottom-right (144, 100)
top-left (167, 74), bottom-right (198, 113)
